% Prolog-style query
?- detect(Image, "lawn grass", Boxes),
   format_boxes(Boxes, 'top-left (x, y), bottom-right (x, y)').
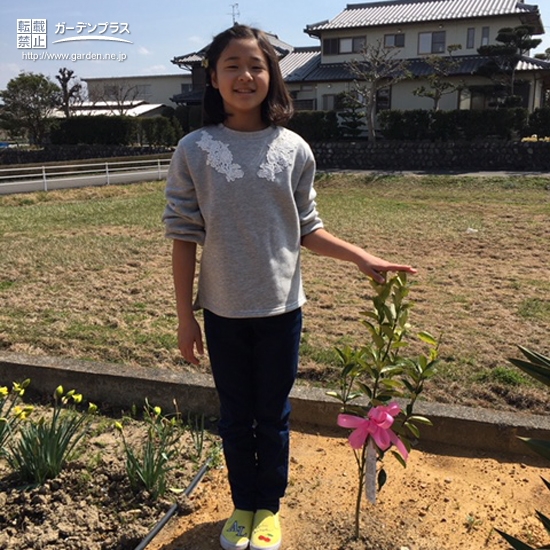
top-left (1, 174), bottom-right (549, 413)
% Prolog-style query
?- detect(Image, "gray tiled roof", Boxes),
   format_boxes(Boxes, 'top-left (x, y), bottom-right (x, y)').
top-left (284, 53), bottom-right (550, 82)
top-left (171, 31), bottom-right (293, 68)
top-left (305, 0), bottom-right (543, 35)
top-left (279, 47), bottom-right (321, 79)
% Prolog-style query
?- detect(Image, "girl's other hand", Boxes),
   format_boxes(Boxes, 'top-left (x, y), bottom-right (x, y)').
top-left (177, 316), bottom-right (204, 365)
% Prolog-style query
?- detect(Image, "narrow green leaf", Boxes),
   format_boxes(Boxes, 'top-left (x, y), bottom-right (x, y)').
top-left (494, 529), bottom-right (535, 550)
top-left (508, 358), bottom-right (550, 387)
top-left (518, 346), bottom-right (550, 368)
top-left (535, 510), bottom-right (550, 534)
top-left (518, 437), bottom-right (550, 461)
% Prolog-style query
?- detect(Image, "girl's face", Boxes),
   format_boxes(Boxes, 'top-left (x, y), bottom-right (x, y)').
top-left (211, 38), bottom-right (270, 131)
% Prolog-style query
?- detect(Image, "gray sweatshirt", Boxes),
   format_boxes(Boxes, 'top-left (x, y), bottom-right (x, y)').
top-left (163, 123), bottom-right (324, 318)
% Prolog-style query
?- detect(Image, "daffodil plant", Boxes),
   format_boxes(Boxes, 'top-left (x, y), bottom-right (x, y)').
top-left (115, 400), bottom-right (182, 499)
top-left (328, 272), bottom-right (439, 539)
top-left (6, 385), bottom-right (97, 484)
top-left (0, 379), bottom-right (34, 457)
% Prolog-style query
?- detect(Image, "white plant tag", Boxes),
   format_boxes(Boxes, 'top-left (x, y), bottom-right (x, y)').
top-left (365, 438), bottom-right (377, 504)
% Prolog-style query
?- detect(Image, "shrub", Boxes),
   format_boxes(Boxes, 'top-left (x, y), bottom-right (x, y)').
top-left (139, 116), bottom-right (177, 146)
top-left (528, 107), bottom-right (550, 138)
top-left (287, 110), bottom-right (341, 142)
top-left (379, 108), bottom-right (529, 141)
top-left (50, 115), bottom-right (139, 145)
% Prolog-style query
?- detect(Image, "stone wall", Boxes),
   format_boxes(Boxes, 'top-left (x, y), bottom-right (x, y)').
top-left (311, 140), bottom-right (550, 172)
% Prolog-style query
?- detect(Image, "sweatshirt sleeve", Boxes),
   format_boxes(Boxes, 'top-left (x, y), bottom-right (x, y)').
top-left (294, 142), bottom-right (324, 237)
top-left (162, 140), bottom-right (206, 245)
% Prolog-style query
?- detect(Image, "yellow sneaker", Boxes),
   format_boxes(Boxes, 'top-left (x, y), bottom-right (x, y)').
top-left (250, 509), bottom-right (281, 550)
top-left (220, 509), bottom-right (254, 550)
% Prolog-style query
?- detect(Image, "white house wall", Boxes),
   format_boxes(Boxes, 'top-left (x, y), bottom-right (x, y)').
top-left (84, 74), bottom-right (192, 107)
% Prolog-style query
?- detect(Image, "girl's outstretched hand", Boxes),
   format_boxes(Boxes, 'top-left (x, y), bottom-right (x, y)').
top-left (355, 252), bottom-right (417, 284)
top-left (301, 228), bottom-right (416, 284)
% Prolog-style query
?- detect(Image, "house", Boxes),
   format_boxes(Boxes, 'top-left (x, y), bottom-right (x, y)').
top-left (172, 0), bottom-right (550, 114)
top-left (297, 0), bottom-right (550, 112)
top-left (83, 74), bottom-right (192, 109)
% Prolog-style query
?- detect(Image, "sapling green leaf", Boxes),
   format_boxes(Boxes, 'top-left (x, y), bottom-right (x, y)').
top-left (377, 468), bottom-right (387, 491)
top-left (408, 415), bottom-right (432, 426)
top-left (418, 331), bottom-right (439, 346)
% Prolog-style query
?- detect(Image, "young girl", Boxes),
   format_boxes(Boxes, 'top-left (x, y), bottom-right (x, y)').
top-left (163, 24), bottom-right (416, 550)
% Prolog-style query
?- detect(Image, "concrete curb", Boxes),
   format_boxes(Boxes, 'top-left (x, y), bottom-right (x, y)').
top-left (1, 351), bottom-right (549, 457)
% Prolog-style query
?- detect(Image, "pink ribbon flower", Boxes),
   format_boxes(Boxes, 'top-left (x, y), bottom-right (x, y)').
top-left (337, 402), bottom-right (409, 461)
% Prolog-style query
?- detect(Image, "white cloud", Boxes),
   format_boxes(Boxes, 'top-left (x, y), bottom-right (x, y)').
top-left (143, 64), bottom-right (168, 74)
top-left (187, 35), bottom-right (205, 47)
top-left (138, 46), bottom-right (152, 55)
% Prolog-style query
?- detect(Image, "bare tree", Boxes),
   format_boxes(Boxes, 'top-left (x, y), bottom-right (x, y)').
top-left (55, 68), bottom-right (85, 117)
top-left (413, 45), bottom-right (463, 111)
top-left (346, 40), bottom-right (411, 141)
top-left (87, 79), bottom-right (141, 115)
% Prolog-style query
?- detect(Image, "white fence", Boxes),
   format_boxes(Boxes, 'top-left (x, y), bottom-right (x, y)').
top-left (0, 157), bottom-right (172, 195)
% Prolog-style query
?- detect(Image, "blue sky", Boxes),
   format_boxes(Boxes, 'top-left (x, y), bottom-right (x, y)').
top-left (1, 0), bottom-right (550, 91)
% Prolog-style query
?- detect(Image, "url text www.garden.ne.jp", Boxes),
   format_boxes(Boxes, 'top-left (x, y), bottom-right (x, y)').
top-left (21, 51), bottom-right (127, 62)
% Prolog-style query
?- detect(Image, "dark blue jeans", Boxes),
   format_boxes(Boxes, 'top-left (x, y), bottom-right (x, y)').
top-left (203, 308), bottom-right (302, 513)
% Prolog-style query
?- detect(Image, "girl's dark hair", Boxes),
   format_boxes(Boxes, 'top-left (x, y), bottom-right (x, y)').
top-left (202, 24), bottom-right (294, 126)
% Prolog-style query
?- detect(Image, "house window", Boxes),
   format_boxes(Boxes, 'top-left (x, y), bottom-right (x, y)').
top-left (467, 28), bottom-right (475, 49)
top-left (294, 98), bottom-right (316, 111)
top-left (418, 31), bottom-right (446, 54)
top-left (352, 36), bottom-right (366, 52)
top-left (384, 34), bottom-right (405, 48)
top-left (340, 38), bottom-right (353, 53)
top-left (323, 38), bottom-right (339, 55)
top-left (323, 36), bottom-right (366, 55)
top-left (481, 27), bottom-right (490, 46)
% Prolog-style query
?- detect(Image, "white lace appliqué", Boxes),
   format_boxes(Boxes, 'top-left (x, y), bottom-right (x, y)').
top-left (258, 137), bottom-right (296, 182)
top-left (197, 131), bottom-right (244, 182)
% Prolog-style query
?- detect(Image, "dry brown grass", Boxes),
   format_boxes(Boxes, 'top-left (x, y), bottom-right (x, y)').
top-left (1, 174), bottom-right (549, 413)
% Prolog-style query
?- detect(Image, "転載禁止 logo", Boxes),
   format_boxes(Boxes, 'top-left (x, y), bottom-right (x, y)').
top-left (17, 19), bottom-right (47, 49)
top-left (16, 19), bottom-right (133, 50)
